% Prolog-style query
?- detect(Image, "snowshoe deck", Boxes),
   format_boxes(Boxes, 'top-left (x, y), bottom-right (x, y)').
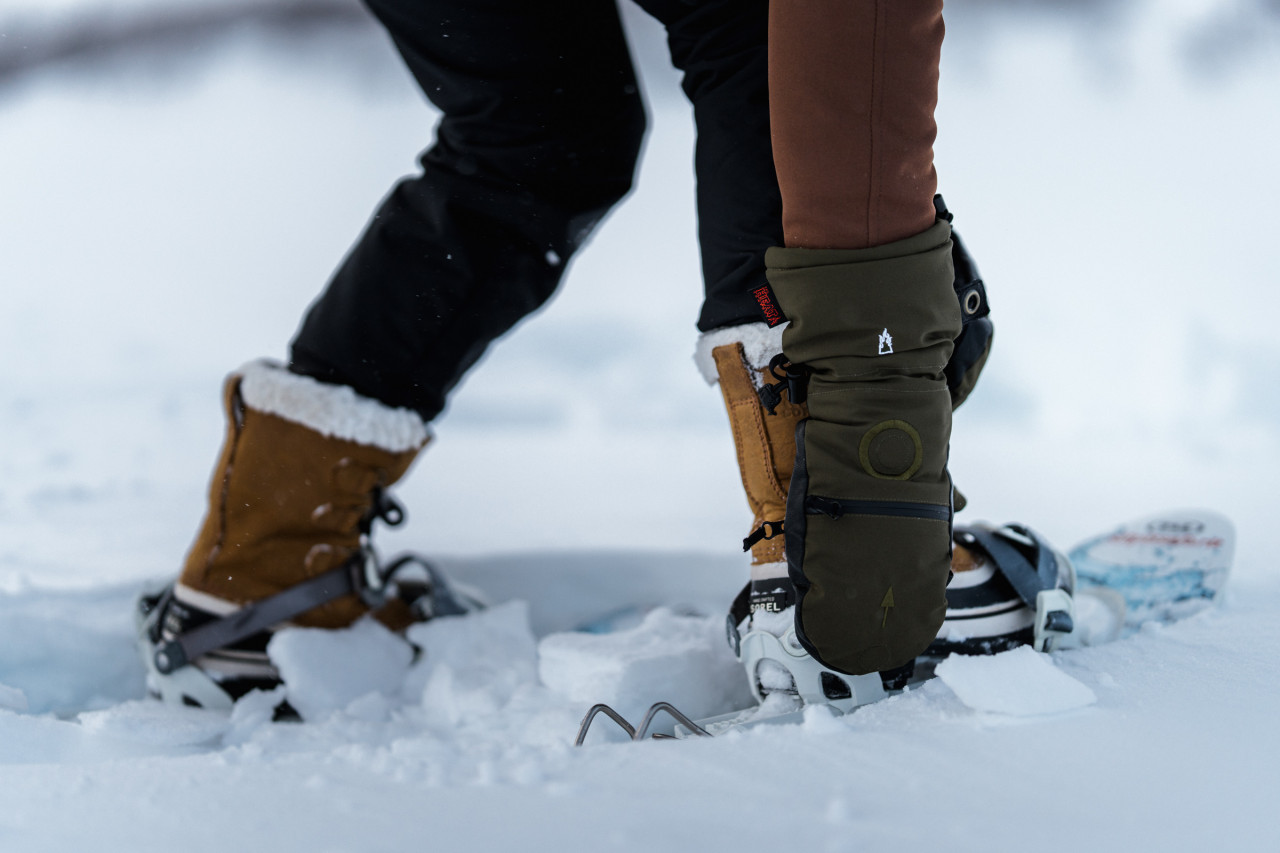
top-left (1069, 509), bottom-right (1233, 633)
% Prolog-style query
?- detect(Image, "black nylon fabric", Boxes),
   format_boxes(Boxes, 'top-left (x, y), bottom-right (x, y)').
top-left (290, 0), bottom-right (780, 420)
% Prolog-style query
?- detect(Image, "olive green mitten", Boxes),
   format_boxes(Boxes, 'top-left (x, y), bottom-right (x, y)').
top-left (767, 221), bottom-right (962, 675)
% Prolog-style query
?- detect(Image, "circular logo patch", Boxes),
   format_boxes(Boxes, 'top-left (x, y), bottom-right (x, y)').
top-left (859, 419), bottom-right (924, 480)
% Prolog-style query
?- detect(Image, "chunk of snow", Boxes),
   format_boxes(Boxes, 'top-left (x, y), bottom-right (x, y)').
top-left (267, 618), bottom-right (414, 721)
top-left (935, 646), bottom-right (1097, 716)
top-left (538, 607), bottom-right (752, 727)
top-left (223, 687), bottom-right (288, 745)
top-left (405, 600), bottom-right (539, 727)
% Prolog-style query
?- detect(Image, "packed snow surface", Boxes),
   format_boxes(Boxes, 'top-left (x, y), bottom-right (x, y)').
top-left (3, 1), bottom-right (1280, 851)
top-left (935, 645), bottom-right (1098, 716)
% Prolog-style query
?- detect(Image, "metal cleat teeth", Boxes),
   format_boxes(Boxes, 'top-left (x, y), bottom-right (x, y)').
top-left (575, 703), bottom-right (636, 745)
top-left (574, 701), bottom-right (711, 745)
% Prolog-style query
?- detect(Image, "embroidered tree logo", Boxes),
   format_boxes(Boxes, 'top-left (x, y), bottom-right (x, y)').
top-left (878, 328), bottom-right (894, 355)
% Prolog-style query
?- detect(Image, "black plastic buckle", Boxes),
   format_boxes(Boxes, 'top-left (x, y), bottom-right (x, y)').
top-left (757, 354), bottom-right (808, 414)
top-left (742, 520), bottom-right (784, 552)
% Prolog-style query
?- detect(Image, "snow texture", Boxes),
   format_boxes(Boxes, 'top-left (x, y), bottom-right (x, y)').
top-left (405, 601), bottom-right (540, 728)
top-left (268, 617), bottom-right (416, 720)
top-left (2, 1), bottom-right (1280, 851)
top-left (239, 359), bottom-right (429, 453)
top-left (539, 606), bottom-right (753, 731)
top-left (935, 645), bottom-right (1098, 716)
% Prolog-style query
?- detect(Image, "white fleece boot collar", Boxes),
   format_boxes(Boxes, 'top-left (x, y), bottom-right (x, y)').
top-left (693, 321), bottom-right (787, 387)
top-left (237, 361), bottom-right (430, 453)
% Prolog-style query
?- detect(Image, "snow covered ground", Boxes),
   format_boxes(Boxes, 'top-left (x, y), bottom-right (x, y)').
top-left (2, 1), bottom-right (1279, 850)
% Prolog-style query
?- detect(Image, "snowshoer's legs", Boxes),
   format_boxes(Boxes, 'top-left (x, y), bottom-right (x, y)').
top-left (145, 1), bottom-right (644, 709)
top-left (636, 0), bottom-right (806, 689)
top-left (290, 0), bottom-right (646, 421)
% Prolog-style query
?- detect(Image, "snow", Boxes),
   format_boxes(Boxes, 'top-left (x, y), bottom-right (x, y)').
top-left (540, 607), bottom-right (754, 734)
top-left (269, 618), bottom-right (416, 721)
top-left (935, 645), bottom-right (1098, 716)
top-left (406, 601), bottom-right (542, 728)
top-left (2, 1), bottom-right (1280, 851)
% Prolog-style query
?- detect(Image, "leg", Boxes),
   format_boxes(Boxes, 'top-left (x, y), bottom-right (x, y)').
top-left (143, 0), bottom-right (645, 710)
top-left (636, 1), bottom-right (802, 639)
top-left (291, 0), bottom-right (647, 420)
top-left (634, 0), bottom-right (782, 332)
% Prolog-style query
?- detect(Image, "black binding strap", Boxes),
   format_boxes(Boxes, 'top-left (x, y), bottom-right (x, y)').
top-left (956, 524), bottom-right (1059, 609)
top-left (146, 491), bottom-right (475, 676)
top-left (151, 558), bottom-right (365, 674)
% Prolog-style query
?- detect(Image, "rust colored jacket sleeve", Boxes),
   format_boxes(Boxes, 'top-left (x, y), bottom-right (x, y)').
top-left (769, 0), bottom-right (945, 250)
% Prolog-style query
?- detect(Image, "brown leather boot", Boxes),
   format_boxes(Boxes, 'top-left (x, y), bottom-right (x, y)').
top-left (138, 362), bottom-right (437, 710)
top-left (175, 362), bottom-right (428, 630)
top-left (697, 323), bottom-right (807, 620)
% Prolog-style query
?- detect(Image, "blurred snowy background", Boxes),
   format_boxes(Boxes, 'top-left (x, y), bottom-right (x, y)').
top-left (2, 1), bottom-right (1279, 850)
top-left (2, 0), bottom-right (1279, 579)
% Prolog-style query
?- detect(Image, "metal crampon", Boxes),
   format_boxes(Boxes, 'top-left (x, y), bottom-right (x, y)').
top-left (574, 701), bottom-right (712, 745)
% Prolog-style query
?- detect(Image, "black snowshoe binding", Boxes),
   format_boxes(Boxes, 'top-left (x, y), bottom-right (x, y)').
top-left (920, 522), bottom-right (1076, 672)
top-left (136, 502), bottom-right (483, 715)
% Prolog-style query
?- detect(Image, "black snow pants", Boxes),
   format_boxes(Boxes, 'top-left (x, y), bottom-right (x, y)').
top-left (289, 0), bottom-right (780, 422)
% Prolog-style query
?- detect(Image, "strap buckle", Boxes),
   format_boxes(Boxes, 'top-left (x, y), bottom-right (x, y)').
top-left (757, 354), bottom-right (808, 414)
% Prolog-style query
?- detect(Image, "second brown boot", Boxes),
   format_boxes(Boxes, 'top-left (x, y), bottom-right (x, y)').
top-left (136, 362), bottom-right (458, 711)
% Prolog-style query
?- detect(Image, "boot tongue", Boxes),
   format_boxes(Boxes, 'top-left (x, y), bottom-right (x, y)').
top-left (748, 572), bottom-right (797, 635)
